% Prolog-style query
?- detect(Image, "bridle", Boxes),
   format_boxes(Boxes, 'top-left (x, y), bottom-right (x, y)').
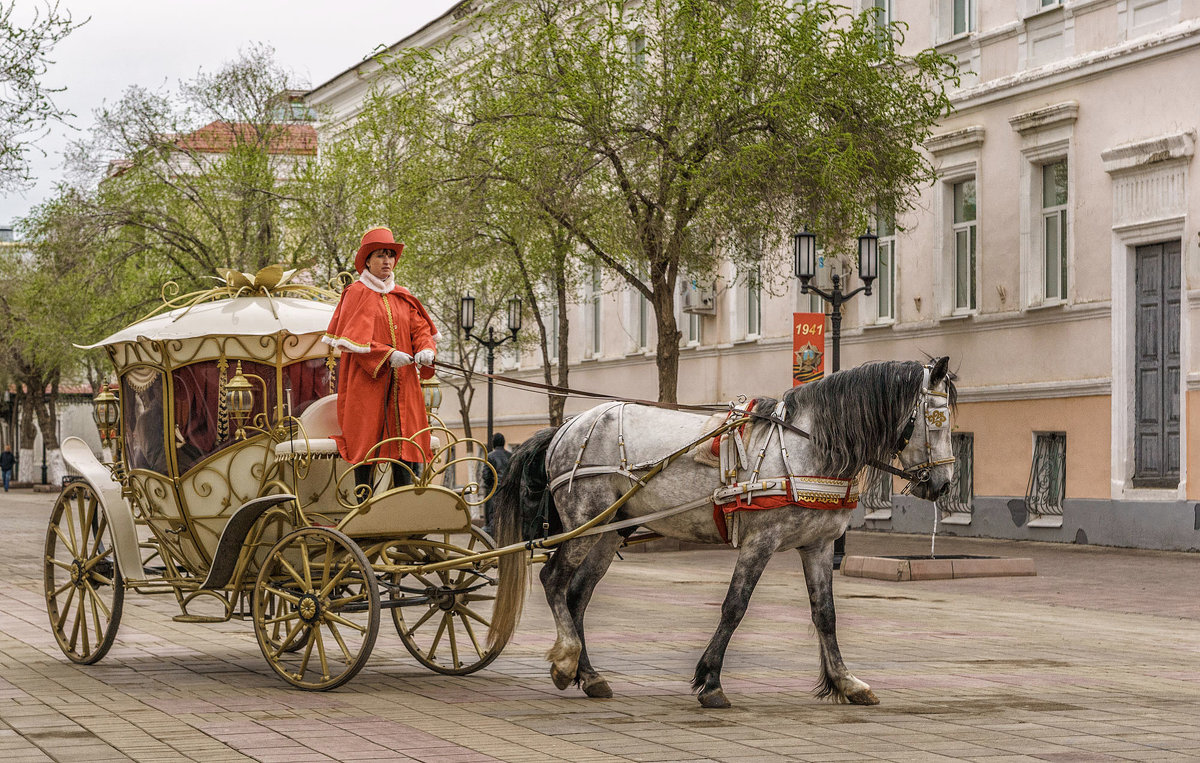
top-left (744, 364), bottom-right (954, 486)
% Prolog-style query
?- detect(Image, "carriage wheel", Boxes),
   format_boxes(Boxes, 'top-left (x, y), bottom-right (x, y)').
top-left (253, 527), bottom-right (379, 690)
top-left (44, 482), bottom-right (124, 665)
top-left (388, 527), bottom-right (502, 675)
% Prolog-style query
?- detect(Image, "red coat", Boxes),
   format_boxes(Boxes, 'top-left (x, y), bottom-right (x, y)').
top-left (323, 281), bottom-right (438, 464)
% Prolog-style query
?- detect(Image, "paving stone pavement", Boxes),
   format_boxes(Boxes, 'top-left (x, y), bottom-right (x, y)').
top-left (3, 488), bottom-right (1200, 762)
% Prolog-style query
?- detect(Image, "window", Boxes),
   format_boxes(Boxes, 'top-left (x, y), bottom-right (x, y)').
top-left (1041, 0), bottom-right (1061, 7)
top-left (686, 312), bottom-right (702, 345)
top-left (628, 284), bottom-right (651, 353)
top-left (952, 179), bottom-right (977, 312)
top-left (796, 245), bottom-right (830, 315)
top-left (871, 0), bottom-right (892, 50)
top-left (548, 300), bottom-right (560, 363)
top-left (587, 265), bottom-right (602, 358)
top-left (1026, 432), bottom-right (1066, 526)
top-left (860, 466), bottom-right (893, 521)
top-left (1041, 160), bottom-right (1068, 302)
top-left (875, 214), bottom-right (896, 323)
top-left (952, 0), bottom-right (975, 35)
top-left (630, 32), bottom-right (647, 68)
top-left (937, 432), bottom-right (974, 523)
top-left (743, 265), bottom-right (762, 338)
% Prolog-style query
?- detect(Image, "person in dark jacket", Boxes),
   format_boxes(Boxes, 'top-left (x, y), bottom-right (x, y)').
top-left (479, 432), bottom-right (512, 537)
top-left (1, 444), bottom-right (14, 491)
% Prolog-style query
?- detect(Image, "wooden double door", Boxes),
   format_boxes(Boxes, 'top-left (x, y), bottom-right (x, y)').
top-left (1133, 240), bottom-right (1180, 487)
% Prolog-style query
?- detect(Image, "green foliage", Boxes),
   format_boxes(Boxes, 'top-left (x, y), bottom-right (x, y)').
top-left (0, 1), bottom-right (81, 190)
top-left (68, 44), bottom-right (314, 292)
top-left (366, 0), bottom-right (957, 402)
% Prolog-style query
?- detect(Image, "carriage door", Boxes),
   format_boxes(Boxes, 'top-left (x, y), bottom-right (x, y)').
top-left (1133, 241), bottom-right (1181, 487)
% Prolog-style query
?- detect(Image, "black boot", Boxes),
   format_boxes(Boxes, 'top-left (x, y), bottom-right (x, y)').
top-left (354, 463), bottom-right (374, 504)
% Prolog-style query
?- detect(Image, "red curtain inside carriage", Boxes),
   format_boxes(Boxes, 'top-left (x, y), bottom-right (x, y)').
top-left (122, 359), bottom-right (331, 475)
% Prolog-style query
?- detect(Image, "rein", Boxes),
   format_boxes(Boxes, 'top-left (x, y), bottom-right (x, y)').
top-left (430, 360), bottom-right (948, 485)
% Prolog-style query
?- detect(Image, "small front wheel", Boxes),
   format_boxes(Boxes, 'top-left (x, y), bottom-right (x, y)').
top-left (44, 481), bottom-right (124, 664)
top-left (387, 527), bottom-right (503, 675)
top-left (253, 527), bottom-right (379, 690)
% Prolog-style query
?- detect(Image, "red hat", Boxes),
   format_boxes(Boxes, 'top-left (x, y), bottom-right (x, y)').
top-left (355, 227), bottom-right (405, 273)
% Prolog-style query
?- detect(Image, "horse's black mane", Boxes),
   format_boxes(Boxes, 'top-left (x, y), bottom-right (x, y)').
top-left (754, 360), bottom-right (957, 479)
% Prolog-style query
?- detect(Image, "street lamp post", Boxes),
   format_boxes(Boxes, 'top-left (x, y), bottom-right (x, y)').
top-left (792, 229), bottom-right (879, 567)
top-left (460, 294), bottom-right (522, 450)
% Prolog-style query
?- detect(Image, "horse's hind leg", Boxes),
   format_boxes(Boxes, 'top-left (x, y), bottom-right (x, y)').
top-left (565, 531), bottom-right (623, 698)
top-left (540, 529), bottom-right (617, 693)
top-left (691, 539), bottom-right (773, 709)
top-left (798, 541), bottom-right (879, 705)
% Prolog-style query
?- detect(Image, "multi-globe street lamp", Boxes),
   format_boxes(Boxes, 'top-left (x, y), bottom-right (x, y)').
top-left (792, 229), bottom-right (880, 567)
top-left (459, 294), bottom-right (522, 450)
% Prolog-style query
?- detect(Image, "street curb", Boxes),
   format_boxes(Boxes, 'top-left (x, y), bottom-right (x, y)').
top-left (841, 554), bottom-right (1037, 581)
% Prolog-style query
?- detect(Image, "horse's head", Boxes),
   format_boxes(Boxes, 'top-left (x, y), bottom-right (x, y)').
top-left (892, 356), bottom-right (956, 501)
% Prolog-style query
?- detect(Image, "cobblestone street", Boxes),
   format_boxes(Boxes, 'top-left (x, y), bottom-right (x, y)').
top-left (3, 489), bottom-right (1200, 762)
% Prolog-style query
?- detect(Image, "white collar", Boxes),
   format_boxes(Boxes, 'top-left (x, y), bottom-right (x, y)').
top-left (358, 270), bottom-right (395, 294)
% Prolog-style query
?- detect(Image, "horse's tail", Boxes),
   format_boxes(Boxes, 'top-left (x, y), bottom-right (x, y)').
top-left (487, 426), bottom-right (560, 649)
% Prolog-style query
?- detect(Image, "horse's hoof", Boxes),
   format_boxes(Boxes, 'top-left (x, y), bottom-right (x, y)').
top-left (847, 688), bottom-right (879, 705)
top-left (582, 677), bottom-right (612, 698)
top-left (550, 665), bottom-right (574, 691)
top-left (698, 688), bottom-right (732, 709)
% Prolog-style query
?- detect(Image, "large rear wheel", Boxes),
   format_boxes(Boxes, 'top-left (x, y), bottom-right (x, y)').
top-left (44, 482), bottom-right (124, 664)
top-left (387, 527), bottom-right (502, 675)
top-left (253, 527), bottom-right (379, 690)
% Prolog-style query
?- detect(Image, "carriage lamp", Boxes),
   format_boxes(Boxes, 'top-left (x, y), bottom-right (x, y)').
top-left (421, 376), bottom-right (443, 415)
top-left (224, 362), bottom-right (255, 439)
top-left (92, 385), bottom-right (121, 446)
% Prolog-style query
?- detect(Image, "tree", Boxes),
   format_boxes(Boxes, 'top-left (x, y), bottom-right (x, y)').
top-left (0, 1), bottom-right (80, 190)
top-left (68, 44), bottom-right (316, 290)
top-left (376, 0), bottom-right (957, 403)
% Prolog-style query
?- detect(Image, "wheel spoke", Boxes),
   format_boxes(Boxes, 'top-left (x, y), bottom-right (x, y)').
top-left (325, 620), bottom-right (354, 663)
top-left (90, 513), bottom-right (109, 560)
top-left (299, 537), bottom-right (314, 591)
top-left (274, 554), bottom-right (307, 589)
top-left (50, 578), bottom-right (74, 598)
top-left (313, 622), bottom-right (331, 680)
top-left (261, 609), bottom-right (301, 627)
top-left (296, 627), bottom-right (316, 678)
top-left (401, 603), bottom-right (439, 635)
top-left (270, 620), bottom-right (307, 659)
top-left (323, 611), bottom-right (367, 634)
top-left (455, 603), bottom-right (492, 628)
top-left (82, 579), bottom-right (112, 619)
top-left (425, 612), bottom-right (450, 660)
top-left (318, 557), bottom-right (358, 599)
top-left (55, 585), bottom-right (77, 630)
top-left (261, 584), bottom-right (301, 605)
top-left (455, 609), bottom-right (488, 659)
top-left (63, 492), bottom-right (80, 554)
top-left (446, 613), bottom-right (461, 669)
top-left (52, 524), bottom-right (78, 559)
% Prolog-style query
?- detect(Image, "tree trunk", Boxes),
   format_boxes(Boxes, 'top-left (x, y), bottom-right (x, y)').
top-left (30, 379), bottom-right (65, 484)
top-left (18, 388), bottom-right (35, 483)
top-left (651, 286), bottom-right (682, 405)
top-left (550, 267), bottom-right (570, 426)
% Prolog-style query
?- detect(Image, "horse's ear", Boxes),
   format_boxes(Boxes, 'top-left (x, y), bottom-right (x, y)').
top-left (929, 356), bottom-right (950, 386)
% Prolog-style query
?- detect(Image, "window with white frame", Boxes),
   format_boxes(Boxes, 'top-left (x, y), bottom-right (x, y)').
top-left (686, 311), bottom-right (702, 345)
top-left (870, 0), bottom-right (892, 49)
top-left (795, 245), bottom-right (830, 315)
top-left (627, 283), bottom-right (651, 353)
top-left (1041, 160), bottom-right (1068, 302)
top-left (952, 0), bottom-right (976, 35)
top-left (952, 178), bottom-right (977, 313)
top-left (548, 300), bottom-right (560, 363)
top-left (875, 214), bottom-right (896, 323)
top-left (587, 264), bottom-right (602, 358)
top-left (742, 265), bottom-right (762, 338)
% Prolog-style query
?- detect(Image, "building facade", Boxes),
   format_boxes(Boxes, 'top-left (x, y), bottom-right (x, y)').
top-left (307, 0), bottom-right (1200, 551)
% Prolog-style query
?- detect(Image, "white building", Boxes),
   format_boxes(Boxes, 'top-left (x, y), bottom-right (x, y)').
top-left (307, 0), bottom-right (1200, 551)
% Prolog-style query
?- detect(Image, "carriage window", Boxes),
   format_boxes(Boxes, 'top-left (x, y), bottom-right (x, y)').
top-left (122, 368), bottom-right (167, 474)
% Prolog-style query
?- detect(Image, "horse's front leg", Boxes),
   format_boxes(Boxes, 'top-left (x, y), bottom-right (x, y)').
top-left (798, 540), bottom-right (879, 705)
top-left (540, 532), bottom-right (609, 692)
top-left (691, 539), bottom-right (773, 708)
top-left (565, 531), bottom-right (623, 698)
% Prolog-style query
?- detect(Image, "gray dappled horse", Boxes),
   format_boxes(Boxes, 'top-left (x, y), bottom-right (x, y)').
top-left (488, 358), bottom-right (957, 708)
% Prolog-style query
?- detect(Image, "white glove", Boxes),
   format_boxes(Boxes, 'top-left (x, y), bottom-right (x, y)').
top-left (389, 350), bottom-right (413, 368)
top-left (415, 348), bottom-right (435, 367)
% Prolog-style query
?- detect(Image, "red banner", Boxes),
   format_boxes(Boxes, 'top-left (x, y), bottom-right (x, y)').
top-left (793, 313), bottom-right (825, 386)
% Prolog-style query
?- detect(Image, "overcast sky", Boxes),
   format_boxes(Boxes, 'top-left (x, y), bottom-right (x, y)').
top-left (1, 0), bottom-right (460, 227)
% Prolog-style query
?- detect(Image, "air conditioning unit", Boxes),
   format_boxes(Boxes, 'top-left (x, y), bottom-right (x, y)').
top-left (682, 284), bottom-right (716, 315)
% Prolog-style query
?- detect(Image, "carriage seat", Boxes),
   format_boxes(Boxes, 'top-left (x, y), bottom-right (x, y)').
top-left (272, 393), bottom-right (441, 463)
top-left (273, 395), bottom-right (341, 462)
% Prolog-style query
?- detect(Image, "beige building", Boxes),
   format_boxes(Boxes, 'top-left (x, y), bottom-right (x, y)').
top-left (307, 0), bottom-right (1200, 550)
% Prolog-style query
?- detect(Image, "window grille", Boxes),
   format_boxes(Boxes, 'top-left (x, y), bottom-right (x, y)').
top-left (1026, 432), bottom-right (1066, 521)
top-left (937, 432), bottom-right (974, 522)
top-left (860, 466), bottom-right (893, 520)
